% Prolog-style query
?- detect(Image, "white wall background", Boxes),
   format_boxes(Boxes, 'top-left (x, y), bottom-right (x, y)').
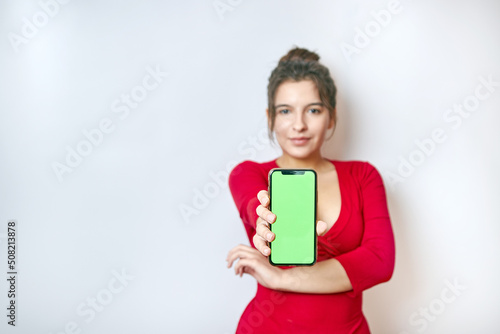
top-left (1, 0), bottom-right (499, 333)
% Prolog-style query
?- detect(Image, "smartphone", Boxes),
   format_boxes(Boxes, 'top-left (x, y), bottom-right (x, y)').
top-left (268, 169), bottom-right (317, 266)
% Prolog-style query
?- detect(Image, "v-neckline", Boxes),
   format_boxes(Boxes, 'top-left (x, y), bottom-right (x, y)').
top-left (323, 160), bottom-right (344, 237)
top-left (270, 159), bottom-right (344, 237)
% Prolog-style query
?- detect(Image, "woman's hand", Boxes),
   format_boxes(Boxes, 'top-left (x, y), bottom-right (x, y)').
top-left (253, 190), bottom-right (275, 256)
top-left (253, 190), bottom-right (329, 256)
top-left (226, 244), bottom-right (283, 290)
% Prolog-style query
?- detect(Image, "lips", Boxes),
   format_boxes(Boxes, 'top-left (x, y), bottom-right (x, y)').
top-left (290, 137), bottom-right (310, 146)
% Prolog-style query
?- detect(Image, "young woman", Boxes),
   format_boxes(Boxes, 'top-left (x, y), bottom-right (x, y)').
top-left (226, 47), bottom-right (395, 333)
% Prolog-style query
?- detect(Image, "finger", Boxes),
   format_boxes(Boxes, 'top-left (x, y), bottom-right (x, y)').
top-left (228, 247), bottom-right (261, 276)
top-left (256, 218), bottom-right (274, 241)
top-left (253, 233), bottom-right (271, 256)
top-left (233, 258), bottom-right (258, 277)
top-left (226, 244), bottom-right (254, 263)
top-left (316, 220), bottom-right (328, 236)
top-left (226, 244), bottom-right (256, 268)
top-left (256, 205), bottom-right (276, 224)
top-left (257, 190), bottom-right (270, 207)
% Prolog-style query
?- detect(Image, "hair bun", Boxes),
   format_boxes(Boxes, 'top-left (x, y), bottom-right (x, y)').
top-left (279, 47), bottom-right (320, 64)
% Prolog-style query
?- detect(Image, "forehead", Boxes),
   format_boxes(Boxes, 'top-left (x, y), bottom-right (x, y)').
top-left (274, 80), bottom-right (320, 104)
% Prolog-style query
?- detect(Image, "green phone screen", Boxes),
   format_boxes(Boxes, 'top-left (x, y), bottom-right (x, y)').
top-left (269, 169), bottom-right (317, 266)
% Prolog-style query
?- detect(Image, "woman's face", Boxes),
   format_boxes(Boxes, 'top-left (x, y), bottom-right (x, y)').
top-left (271, 79), bottom-right (334, 160)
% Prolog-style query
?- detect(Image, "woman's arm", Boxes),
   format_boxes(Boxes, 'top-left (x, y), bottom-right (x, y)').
top-left (279, 258), bottom-right (352, 293)
top-left (228, 161), bottom-right (269, 248)
top-left (227, 244), bottom-right (352, 293)
top-left (278, 164), bottom-right (396, 295)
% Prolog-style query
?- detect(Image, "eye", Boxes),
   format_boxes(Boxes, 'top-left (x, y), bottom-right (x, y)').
top-left (278, 109), bottom-right (290, 114)
top-left (308, 108), bottom-right (321, 114)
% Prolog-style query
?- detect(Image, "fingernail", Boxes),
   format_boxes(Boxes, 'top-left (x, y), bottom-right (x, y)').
top-left (267, 214), bottom-right (275, 222)
top-left (267, 232), bottom-right (273, 241)
top-left (264, 248), bottom-right (270, 256)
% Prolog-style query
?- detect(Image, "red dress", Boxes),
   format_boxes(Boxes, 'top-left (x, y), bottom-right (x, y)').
top-left (229, 159), bottom-right (395, 334)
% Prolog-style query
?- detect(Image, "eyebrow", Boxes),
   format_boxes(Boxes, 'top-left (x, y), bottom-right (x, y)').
top-left (274, 102), bottom-right (324, 109)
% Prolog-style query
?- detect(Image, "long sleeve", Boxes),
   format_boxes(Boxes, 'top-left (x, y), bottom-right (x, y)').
top-left (228, 160), bottom-right (270, 247)
top-left (334, 162), bottom-right (396, 295)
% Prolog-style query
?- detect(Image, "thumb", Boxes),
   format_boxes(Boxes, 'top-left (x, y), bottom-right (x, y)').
top-left (316, 220), bottom-right (328, 236)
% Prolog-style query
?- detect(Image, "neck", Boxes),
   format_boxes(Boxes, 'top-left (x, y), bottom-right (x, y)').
top-left (276, 153), bottom-right (331, 172)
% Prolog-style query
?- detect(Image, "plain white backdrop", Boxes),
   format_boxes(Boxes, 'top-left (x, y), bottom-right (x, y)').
top-left (1, 0), bottom-right (499, 333)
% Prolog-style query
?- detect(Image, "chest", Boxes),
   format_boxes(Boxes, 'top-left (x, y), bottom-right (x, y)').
top-left (316, 170), bottom-right (342, 231)
top-left (315, 167), bottom-right (365, 258)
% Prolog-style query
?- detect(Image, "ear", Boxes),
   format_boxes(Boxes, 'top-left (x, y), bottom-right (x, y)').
top-left (266, 108), bottom-right (271, 127)
top-left (328, 108), bottom-right (336, 129)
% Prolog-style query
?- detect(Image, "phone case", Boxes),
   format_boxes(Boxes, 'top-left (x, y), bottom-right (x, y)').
top-left (268, 169), bottom-right (317, 266)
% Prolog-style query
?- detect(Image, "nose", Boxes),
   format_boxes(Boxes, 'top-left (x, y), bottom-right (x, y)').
top-left (293, 113), bottom-right (307, 132)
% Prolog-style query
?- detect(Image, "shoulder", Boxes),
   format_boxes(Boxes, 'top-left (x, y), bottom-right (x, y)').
top-left (331, 160), bottom-right (379, 175)
top-left (230, 159), bottom-right (275, 175)
top-left (229, 159), bottom-right (276, 187)
top-left (331, 160), bottom-right (384, 186)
